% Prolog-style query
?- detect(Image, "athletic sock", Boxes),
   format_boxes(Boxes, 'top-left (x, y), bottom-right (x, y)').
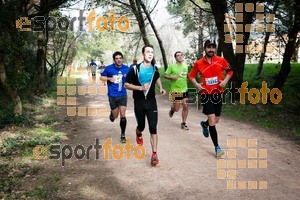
top-left (209, 125), bottom-right (219, 147)
top-left (205, 120), bottom-right (209, 127)
top-left (120, 117), bottom-right (127, 134)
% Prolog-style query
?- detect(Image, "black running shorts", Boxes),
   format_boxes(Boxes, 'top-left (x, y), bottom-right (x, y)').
top-left (108, 95), bottom-right (127, 110)
top-left (200, 93), bottom-right (223, 116)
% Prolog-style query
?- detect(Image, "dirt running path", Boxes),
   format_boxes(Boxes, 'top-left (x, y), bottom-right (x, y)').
top-left (36, 74), bottom-right (300, 200)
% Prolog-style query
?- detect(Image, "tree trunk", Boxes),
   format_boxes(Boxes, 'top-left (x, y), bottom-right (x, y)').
top-left (197, 9), bottom-right (204, 59)
top-left (256, 0), bottom-right (279, 76)
top-left (273, 0), bottom-right (300, 91)
top-left (48, 32), bottom-right (68, 77)
top-left (139, 0), bottom-right (168, 70)
top-left (0, 51), bottom-right (22, 115)
top-left (208, 0), bottom-right (227, 57)
top-left (209, 0), bottom-right (256, 100)
top-left (134, 36), bottom-right (142, 58)
top-left (129, 0), bottom-right (150, 46)
top-left (256, 31), bottom-right (271, 76)
top-left (234, 0), bottom-right (256, 89)
top-left (60, 33), bottom-right (81, 76)
top-left (208, 0), bottom-right (237, 99)
top-left (291, 39), bottom-right (300, 62)
top-left (197, 31), bottom-right (204, 59)
top-left (36, 31), bottom-right (47, 95)
top-left (209, 0), bottom-right (233, 58)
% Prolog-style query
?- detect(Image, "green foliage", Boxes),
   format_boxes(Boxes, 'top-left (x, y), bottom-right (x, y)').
top-left (1, 126), bottom-right (63, 156)
top-left (224, 63), bottom-right (300, 136)
top-left (46, 10), bottom-right (78, 77)
top-left (46, 76), bottom-right (60, 97)
top-left (5, 70), bottom-right (31, 90)
top-left (242, 63), bottom-right (300, 112)
top-left (3, 136), bottom-right (23, 151)
top-left (75, 30), bottom-right (124, 65)
top-left (167, 0), bottom-right (199, 36)
top-left (25, 177), bottom-right (61, 199)
top-left (0, 99), bottom-right (32, 128)
top-left (0, 98), bottom-right (15, 128)
top-left (0, 162), bottom-right (40, 195)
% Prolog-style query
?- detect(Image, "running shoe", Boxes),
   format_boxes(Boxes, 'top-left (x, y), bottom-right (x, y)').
top-left (169, 108), bottom-right (174, 117)
top-left (120, 134), bottom-right (126, 143)
top-left (136, 129), bottom-right (143, 145)
top-left (109, 111), bottom-right (114, 122)
top-left (215, 146), bottom-right (225, 158)
top-left (200, 121), bottom-right (209, 137)
top-left (151, 153), bottom-right (159, 165)
top-left (181, 122), bottom-right (189, 130)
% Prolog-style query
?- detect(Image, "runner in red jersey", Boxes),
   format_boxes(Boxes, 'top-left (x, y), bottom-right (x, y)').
top-left (189, 39), bottom-right (233, 158)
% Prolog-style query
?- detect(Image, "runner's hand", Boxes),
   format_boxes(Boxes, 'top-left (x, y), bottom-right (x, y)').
top-left (160, 88), bottom-right (166, 95)
top-left (219, 80), bottom-right (227, 88)
top-left (196, 83), bottom-right (204, 91)
top-left (143, 83), bottom-right (150, 91)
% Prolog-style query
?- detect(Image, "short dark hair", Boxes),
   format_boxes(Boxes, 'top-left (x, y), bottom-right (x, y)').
top-left (142, 44), bottom-right (154, 53)
top-left (174, 51), bottom-right (183, 58)
top-left (113, 51), bottom-right (123, 60)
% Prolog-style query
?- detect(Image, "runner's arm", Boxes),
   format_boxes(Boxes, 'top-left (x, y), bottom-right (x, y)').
top-left (156, 78), bottom-right (166, 95)
top-left (164, 74), bottom-right (178, 80)
top-left (190, 78), bottom-right (203, 91)
top-left (100, 67), bottom-right (115, 82)
top-left (100, 76), bottom-right (115, 82)
top-left (219, 74), bottom-right (231, 88)
top-left (124, 82), bottom-right (146, 91)
top-left (164, 66), bottom-right (178, 80)
top-left (124, 68), bottom-right (145, 91)
top-left (189, 65), bottom-right (203, 91)
top-left (219, 60), bottom-right (233, 88)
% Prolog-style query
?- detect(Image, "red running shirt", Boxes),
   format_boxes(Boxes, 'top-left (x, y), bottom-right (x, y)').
top-left (189, 55), bottom-right (233, 94)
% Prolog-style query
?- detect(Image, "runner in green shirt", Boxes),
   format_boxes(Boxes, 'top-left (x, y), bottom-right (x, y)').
top-left (164, 51), bottom-right (189, 130)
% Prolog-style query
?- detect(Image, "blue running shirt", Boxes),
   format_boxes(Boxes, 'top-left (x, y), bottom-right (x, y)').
top-left (101, 64), bottom-right (129, 97)
top-left (139, 64), bottom-right (154, 86)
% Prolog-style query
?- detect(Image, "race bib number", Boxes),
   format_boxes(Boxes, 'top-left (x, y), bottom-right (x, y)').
top-left (205, 76), bottom-right (218, 85)
top-left (113, 74), bottom-right (122, 83)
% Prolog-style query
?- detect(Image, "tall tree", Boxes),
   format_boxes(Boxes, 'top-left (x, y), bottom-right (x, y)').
top-left (113, 0), bottom-right (170, 68)
top-left (36, 28), bottom-right (48, 95)
top-left (31, 0), bottom-right (76, 94)
top-left (292, 39), bottom-right (300, 62)
top-left (207, 0), bottom-right (258, 99)
top-left (139, 0), bottom-right (168, 70)
top-left (0, 0), bottom-right (72, 116)
top-left (273, 0), bottom-right (300, 91)
top-left (256, 0), bottom-right (279, 76)
top-left (167, 0), bottom-right (214, 59)
top-left (128, 0), bottom-right (150, 45)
